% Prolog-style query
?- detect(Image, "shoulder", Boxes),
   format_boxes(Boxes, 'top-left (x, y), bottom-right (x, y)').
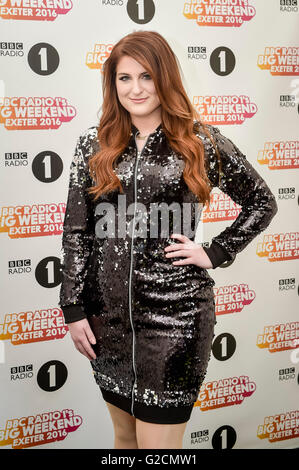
top-left (193, 119), bottom-right (244, 158)
top-left (72, 126), bottom-right (100, 167)
top-left (192, 120), bottom-right (221, 164)
top-left (192, 120), bottom-right (223, 156)
top-left (70, 127), bottom-right (99, 180)
top-left (77, 126), bottom-right (99, 150)
top-left (192, 119), bottom-right (220, 140)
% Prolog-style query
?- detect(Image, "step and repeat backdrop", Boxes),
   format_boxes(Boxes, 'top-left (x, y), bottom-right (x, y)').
top-left (0, 0), bottom-right (298, 450)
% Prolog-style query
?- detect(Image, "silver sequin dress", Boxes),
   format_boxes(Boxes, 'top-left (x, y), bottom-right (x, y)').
top-left (58, 121), bottom-right (278, 424)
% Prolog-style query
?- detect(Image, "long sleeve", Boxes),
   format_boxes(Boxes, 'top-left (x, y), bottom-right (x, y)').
top-left (201, 124), bottom-right (278, 269)
top-left (58, 131), bottom-right (96, 324)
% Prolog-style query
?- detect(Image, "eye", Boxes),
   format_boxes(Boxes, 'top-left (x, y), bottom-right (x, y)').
top-left (118, 74), bottom-right (152, 81)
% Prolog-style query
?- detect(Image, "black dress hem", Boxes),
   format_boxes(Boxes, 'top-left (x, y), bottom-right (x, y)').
top-left (100, 387), bottom-right (195, 425)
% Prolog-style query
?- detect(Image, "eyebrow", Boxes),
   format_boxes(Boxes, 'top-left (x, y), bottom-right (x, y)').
top-left (116, 71), bottom-right (149, 76)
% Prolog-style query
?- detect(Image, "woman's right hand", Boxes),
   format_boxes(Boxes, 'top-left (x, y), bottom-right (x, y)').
top-left (67, 318), bottom-right (97, 361)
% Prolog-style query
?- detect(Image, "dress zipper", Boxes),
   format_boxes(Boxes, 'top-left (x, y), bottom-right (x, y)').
top-left (129, 131), bottom-right (151, 416)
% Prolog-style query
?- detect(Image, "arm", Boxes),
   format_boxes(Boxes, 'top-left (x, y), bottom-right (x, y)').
top-left (200, 124), bottom-right (278, 268)
top-left (58, 130), bottom-right (96, 324)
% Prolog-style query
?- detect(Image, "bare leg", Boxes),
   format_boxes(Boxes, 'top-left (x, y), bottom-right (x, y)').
top-left (105, 401), bottom-right (138, 449)
top-left (136, 419), bottom-right (188, 449)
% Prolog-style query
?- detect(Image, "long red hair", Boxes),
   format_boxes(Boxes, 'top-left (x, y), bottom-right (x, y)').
top-left (88, 30), bottom-right (221, 209)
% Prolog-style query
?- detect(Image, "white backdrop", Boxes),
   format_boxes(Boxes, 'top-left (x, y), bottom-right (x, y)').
top-left (0, 0), bottom-right (298, 450)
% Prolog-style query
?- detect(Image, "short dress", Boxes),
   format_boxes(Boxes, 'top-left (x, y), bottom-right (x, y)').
top-left (58, 120), bottom-right (278, 424)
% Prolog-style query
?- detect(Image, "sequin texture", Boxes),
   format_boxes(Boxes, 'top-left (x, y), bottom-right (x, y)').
top-left (58, 121), bottom-right (278, 423)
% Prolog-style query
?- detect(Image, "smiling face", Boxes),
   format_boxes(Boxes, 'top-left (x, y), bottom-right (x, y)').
top-left (115, 55), bottom-right (161, 124)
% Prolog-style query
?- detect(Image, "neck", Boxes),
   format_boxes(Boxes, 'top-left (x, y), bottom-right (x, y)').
top-left (131, 113), bottom-right (162, 137)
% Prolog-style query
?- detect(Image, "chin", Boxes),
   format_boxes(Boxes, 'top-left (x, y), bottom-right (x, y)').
top-left (130, 108), bottom-right (152, 116)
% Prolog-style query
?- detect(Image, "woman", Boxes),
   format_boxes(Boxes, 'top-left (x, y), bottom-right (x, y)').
top-left (58, 31), bottom-right (278, 449)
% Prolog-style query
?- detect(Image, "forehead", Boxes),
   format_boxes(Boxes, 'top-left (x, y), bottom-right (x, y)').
top-left (116, 55), bottom-right (147, 72)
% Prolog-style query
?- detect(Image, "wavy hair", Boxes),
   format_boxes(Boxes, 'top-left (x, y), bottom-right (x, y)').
top-left (87, 30), bottom-right (222, 209)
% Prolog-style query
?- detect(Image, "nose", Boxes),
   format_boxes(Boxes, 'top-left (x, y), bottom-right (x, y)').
top-left (131, 79), bottom-right (143, 94)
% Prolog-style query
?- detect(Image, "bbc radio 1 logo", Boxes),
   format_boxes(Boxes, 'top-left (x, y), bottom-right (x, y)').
top-left (11, 364), bottom-right (33, 380)
top-left (92, 0), bottom-right (157, 25)
top-left (212, 332), bottom-right (236, 361)
top-left (187, 45), bottom-right (236, 77)
top-left (8, 257), bottom-right (62, 288)
top-left (9, 361), bottom-right (68, 391)
top-left (5, 148), bottom-right (64, 182)
top-left (280, 0), bottom-right (298, 12)
top-left (278, 187), bottom-right (295, 200)
top-left (278, 278), bottom-right (296, 291)
top-left (278, 367), bottom-right (296, 382)
top-left (0, 41), bottom-right (60, 76)
top-left (280, 95), bottom-right (297, 107)
top-left (0, 42), bottom-right (24, 57)
top-left (8, 259), bottom-right (31, 274)
top-left (190, 426), bottom-right (237, 449)
top-left (127, 0), bottom-right (155, 23)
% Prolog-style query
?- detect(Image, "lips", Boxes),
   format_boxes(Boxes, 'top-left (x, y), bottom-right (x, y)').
top-left (130, 98), bottom-right (148, 103)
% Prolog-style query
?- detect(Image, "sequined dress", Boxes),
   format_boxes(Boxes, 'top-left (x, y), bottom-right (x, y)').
top-left (58, 121), bottom-right (278, 424)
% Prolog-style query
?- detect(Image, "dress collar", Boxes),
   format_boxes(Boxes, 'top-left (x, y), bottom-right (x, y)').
top-left (130, 122), bottom-right (163, 137)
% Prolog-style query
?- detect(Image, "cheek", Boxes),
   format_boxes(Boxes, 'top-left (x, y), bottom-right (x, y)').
top-left (151, 88), bottom-right (160, 103)
top-left (116, 82), bottom-right (128, 98)
top-left (146, 82), bottom-right (157, 94)
top-left (147, 87), bottom-right (160, 104)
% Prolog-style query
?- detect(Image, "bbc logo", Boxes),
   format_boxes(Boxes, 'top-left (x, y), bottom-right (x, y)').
top-left (11, 365), bottom-right (33, 374)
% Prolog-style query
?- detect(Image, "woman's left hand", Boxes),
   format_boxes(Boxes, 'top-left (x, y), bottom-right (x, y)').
top-left (164, 233), bottom-right (213, 269)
